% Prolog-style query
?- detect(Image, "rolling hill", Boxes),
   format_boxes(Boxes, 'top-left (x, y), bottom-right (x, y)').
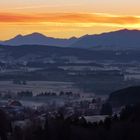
top-left (0, 45), bottom-right (140, 62)
top-left (108, 86), bottom-right (140, 107)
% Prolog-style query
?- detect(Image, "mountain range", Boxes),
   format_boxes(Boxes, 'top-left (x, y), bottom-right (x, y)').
top-left (70, 29), bottom-right (140, 50)
top-left (1, 29), bottom-right (140, 50)
top-left (0, 33), bottom-right (77, 47)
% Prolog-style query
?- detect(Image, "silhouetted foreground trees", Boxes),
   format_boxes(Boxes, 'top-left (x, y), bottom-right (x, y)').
top-left (0, 109), bottom-right (12, 140)
top-left (1, 104), bottom-right (140, 140)
top-left (100, 103), bottom-right (112, 115)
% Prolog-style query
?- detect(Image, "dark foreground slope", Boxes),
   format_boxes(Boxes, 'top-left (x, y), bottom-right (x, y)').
top-left (1, 103), bottom-right (140, 140)
top-left (108, 86), bottom-right (140, 107)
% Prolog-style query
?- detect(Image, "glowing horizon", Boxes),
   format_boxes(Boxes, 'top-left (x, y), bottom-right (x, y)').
top-left (0, 0), bottom-right (140, 40)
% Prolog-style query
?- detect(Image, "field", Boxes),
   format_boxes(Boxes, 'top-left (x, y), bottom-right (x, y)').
top-left (0, 81), bottom-right (82, 95)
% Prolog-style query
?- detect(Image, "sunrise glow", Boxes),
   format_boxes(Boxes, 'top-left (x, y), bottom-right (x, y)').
top-left (0, 0), bottom-right (140, 40)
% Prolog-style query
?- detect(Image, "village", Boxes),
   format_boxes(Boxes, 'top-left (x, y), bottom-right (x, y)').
top-left (0, 90), bottom-right (110, 129)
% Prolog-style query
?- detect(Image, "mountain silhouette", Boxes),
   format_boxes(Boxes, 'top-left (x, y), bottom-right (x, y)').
top-left (0, 32), bottom-right (77, 47)
top-left (1, 29), bottom-right (140, 50)
top-left (70, 29), bottom-right (140, 50)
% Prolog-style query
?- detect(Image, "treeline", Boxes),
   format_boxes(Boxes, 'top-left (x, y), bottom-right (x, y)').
top-left (0, 104), bottom-right (140, 140)
top-left (13, 79), bottom-right (27, 85)
top-left (36, 91), bottom-right (80, 98)
top-left (0, 91), bottom-right (80, 99)
top-left (17, 91), bottom-right (33, 98)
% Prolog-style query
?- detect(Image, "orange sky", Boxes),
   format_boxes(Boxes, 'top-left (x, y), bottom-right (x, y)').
top-left (0, 0), bottom-right (140, 40)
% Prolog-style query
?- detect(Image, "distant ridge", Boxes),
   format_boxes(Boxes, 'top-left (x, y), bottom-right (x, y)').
top-left (0, 32), bottom-right (77, 47)
top-left (70, 29), bottom-right (140, 50)
top-left (1, 29), bottom-right (140, 50)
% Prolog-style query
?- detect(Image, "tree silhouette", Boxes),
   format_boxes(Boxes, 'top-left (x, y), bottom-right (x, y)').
top-left (100, 103), bottom-right (113, 115)
top-left (0, 109), bottom-right (11, 140)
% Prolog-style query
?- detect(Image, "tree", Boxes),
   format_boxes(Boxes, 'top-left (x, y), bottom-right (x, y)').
top-left (0, 109), bottom-right (12, 140)
top-left (100, 103), bottom-right (113, 115)
top-left (22, 80), bottom-right (27, 85)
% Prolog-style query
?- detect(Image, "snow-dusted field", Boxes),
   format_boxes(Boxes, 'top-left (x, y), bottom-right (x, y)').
top-left (0, 81), bottom-right (81, 95)
top-left (84, 115), bottom-right (108, 123)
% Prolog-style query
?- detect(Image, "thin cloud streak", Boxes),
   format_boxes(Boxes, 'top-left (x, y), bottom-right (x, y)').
top-left (3, 5), bottom-right (63, 10)
top-left (0, 12), bottom-right (140, 26)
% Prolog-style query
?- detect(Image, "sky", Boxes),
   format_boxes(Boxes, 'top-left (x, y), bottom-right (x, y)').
top-left (0, 0), bottom-right (140, 40)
